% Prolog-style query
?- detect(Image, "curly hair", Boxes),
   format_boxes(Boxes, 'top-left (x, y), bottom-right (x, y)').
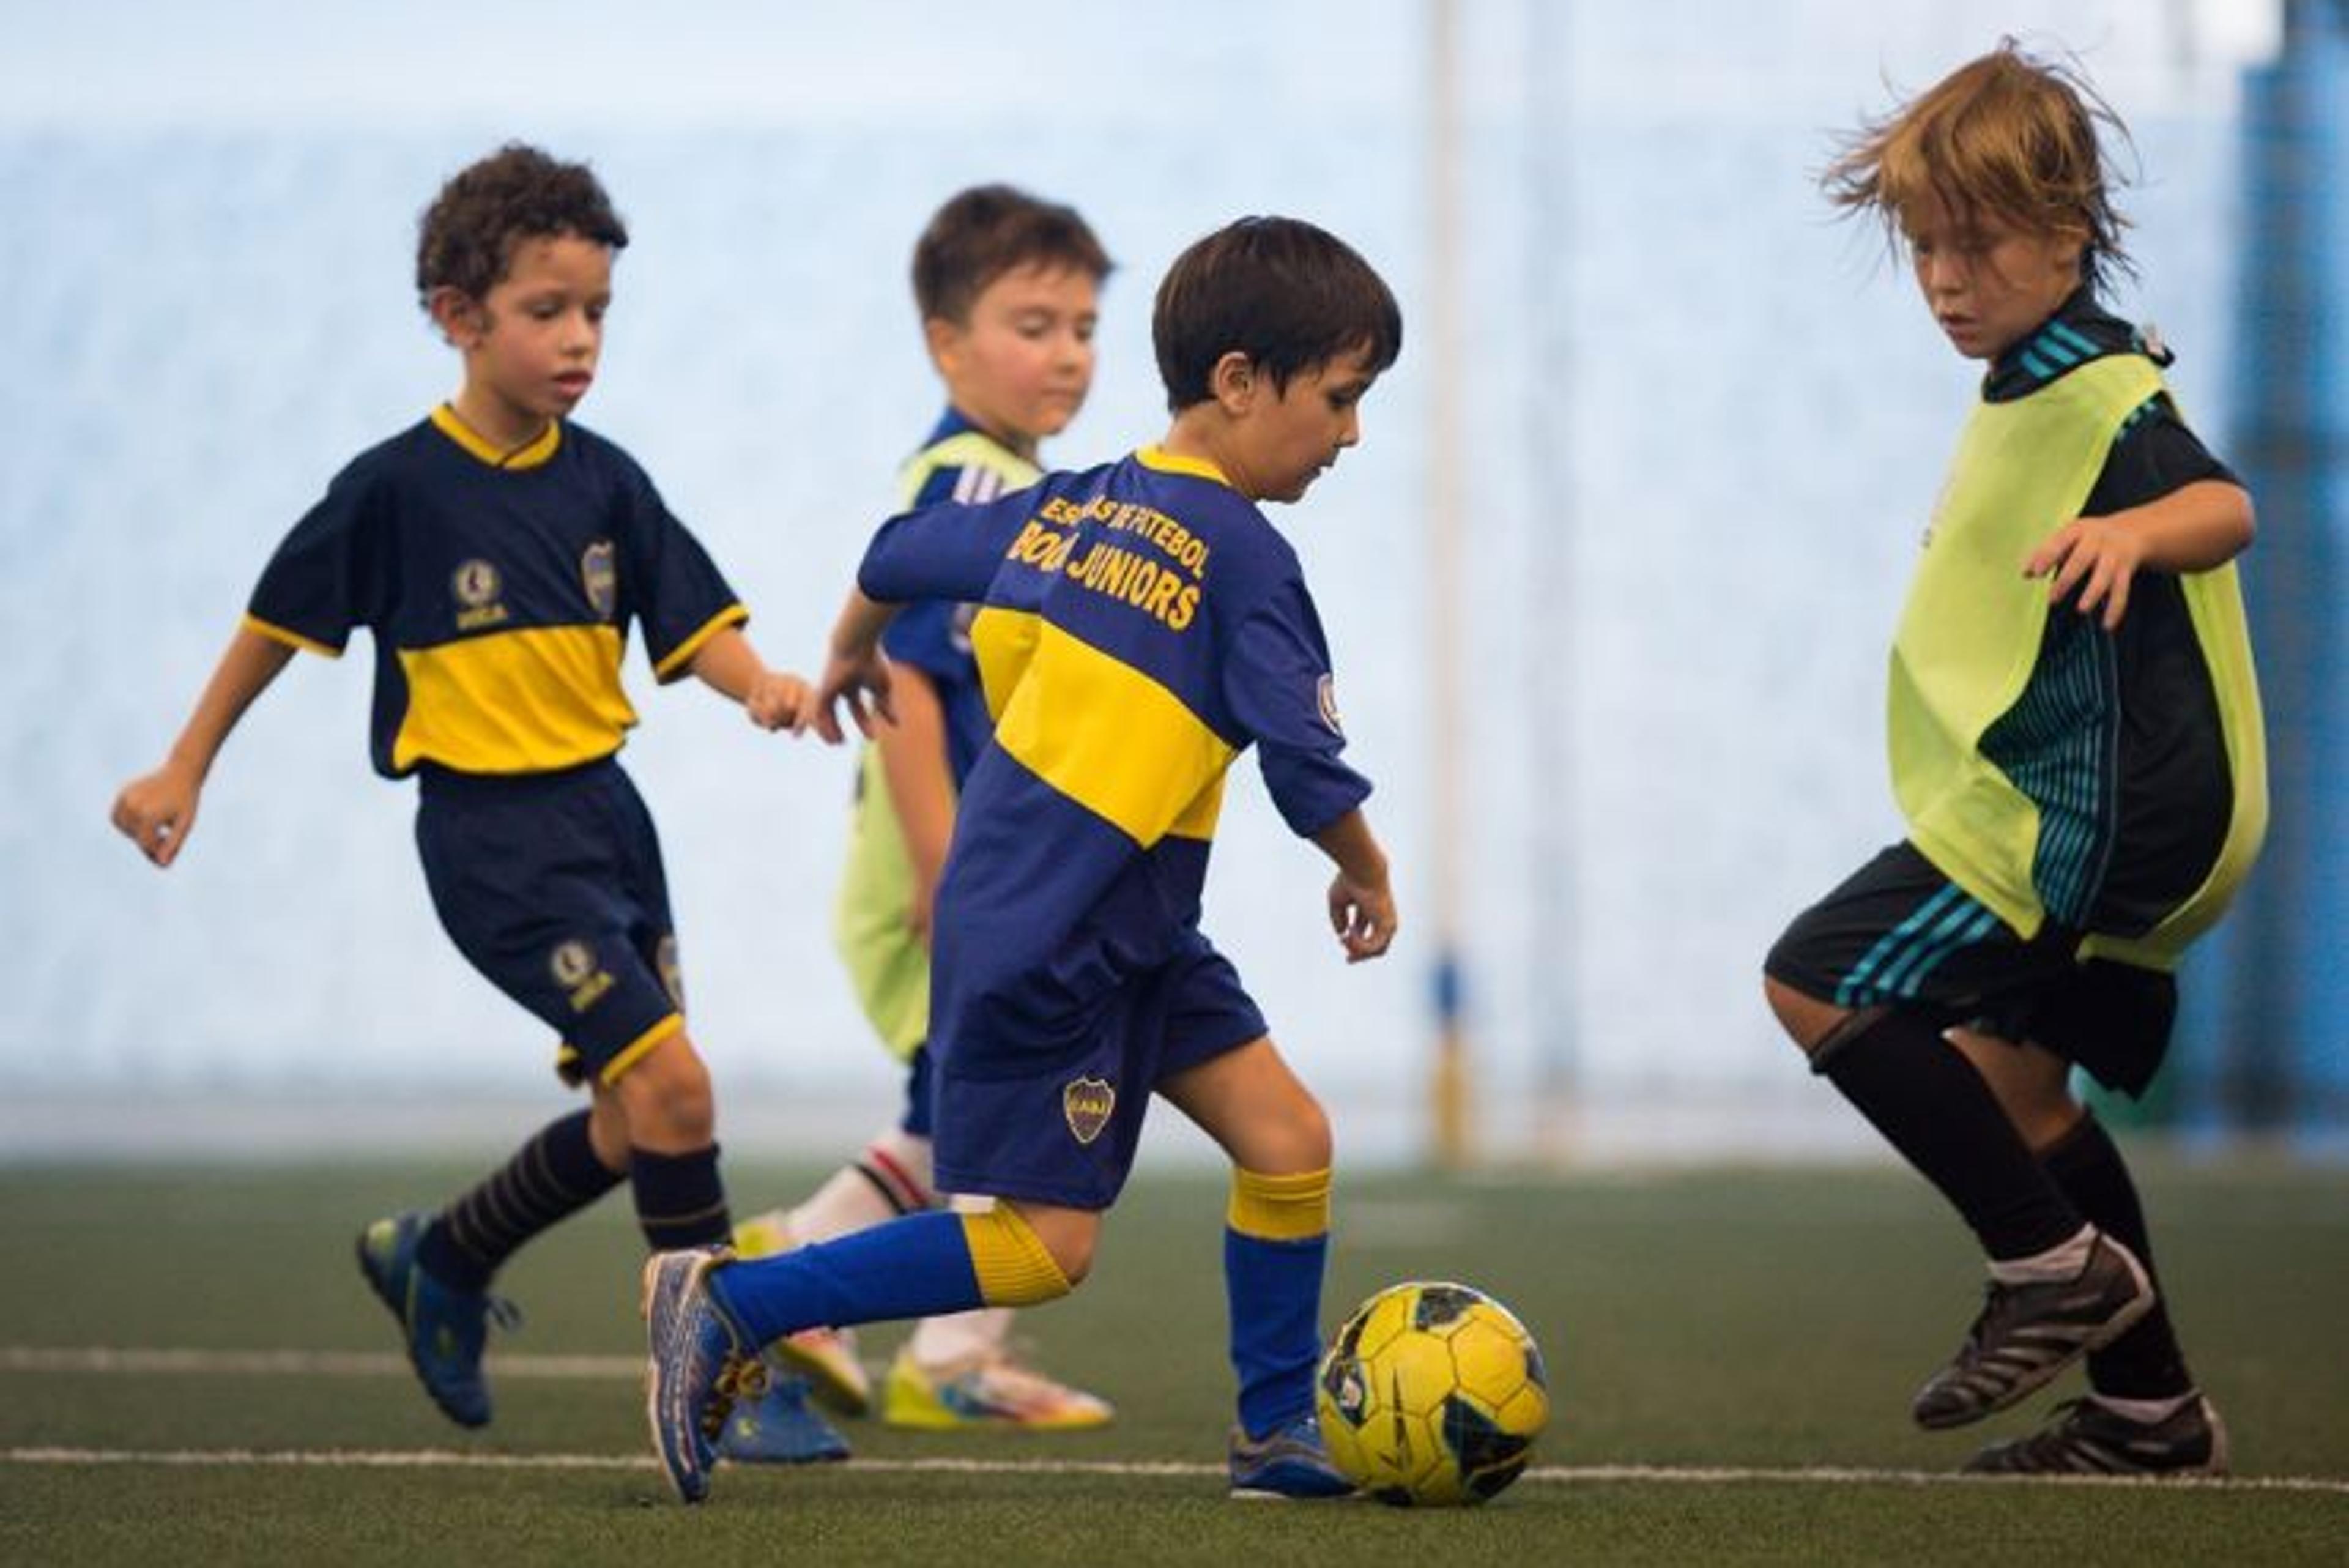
top-left (911, 184), bottom-right (1113, 326)
top-left (414, 143), bottom-right (628, 309)
top-left (1822, 39), bottom-right (2135, 292)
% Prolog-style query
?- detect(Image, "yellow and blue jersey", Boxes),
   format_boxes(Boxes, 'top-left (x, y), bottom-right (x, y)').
top-left (856, 445), bottom-right (1370, 1036)
top-left (243, 406), bottom-right (746, 779)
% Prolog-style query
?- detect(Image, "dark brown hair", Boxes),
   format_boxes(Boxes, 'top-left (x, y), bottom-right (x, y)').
top-left (1152, 216), bottom-right (1403, 412)
top-left (911, 184), bottom-right (1112, 325)
top-left (415, 143), bottom-right (628, 308)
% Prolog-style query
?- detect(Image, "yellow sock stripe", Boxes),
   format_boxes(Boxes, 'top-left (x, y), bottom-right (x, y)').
top-left (1228, 1165), bottom-right (1332, 1242)
top-left (960, 1206), bottom-right (1072, 1307)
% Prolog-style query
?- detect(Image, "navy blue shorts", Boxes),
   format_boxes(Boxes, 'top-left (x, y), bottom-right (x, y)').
top-left (1766, 841), bottom-right (2176, 1096)
top-left (930, 932), bottom-right (1268, 1210)
top-left (413, 758), bottom-right (686, 1087)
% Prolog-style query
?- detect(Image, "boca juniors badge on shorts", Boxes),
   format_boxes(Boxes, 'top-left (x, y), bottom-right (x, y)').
top-left (580, 540), bottom-right (618, 619)
top-left (1062, 1076), bottom-right (1116, 1145)
top-left (551, 938), bottom-right (614, 1014)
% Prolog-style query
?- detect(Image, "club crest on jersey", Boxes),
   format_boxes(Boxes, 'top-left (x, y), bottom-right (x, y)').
top-left (453, 558), bottom-right (510, 631)
top-left (1316, 674), bottom-right (1344, 738)
top-left (1062, 1076), bottom-right (1116, 1145)
top-left (550, 939), bottom-right (613, 1013)
top-left (581, 540), bottom-right (618, 619)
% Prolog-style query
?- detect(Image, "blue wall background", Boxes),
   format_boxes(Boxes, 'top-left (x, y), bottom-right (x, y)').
top-left (2, 1), bottom-right (2330, 1160)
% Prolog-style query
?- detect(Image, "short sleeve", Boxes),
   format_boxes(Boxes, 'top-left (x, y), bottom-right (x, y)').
top-left (615, 456), bottom-right (745, 680)
top-left (2084, 395), bottom-right (2238, 516)
top-left (246, 461), bottom-right (388, 652)
top-left (1222, 574), bottom-right (1373, 838)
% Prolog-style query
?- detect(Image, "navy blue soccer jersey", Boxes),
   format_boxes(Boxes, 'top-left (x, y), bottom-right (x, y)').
top-left (856, 445), bottom-right (1371, 1025)
top-left (245, 407), bottom-right (746, 778)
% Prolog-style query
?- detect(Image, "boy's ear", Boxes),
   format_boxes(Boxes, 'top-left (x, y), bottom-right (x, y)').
top-left (1208, 351), bottom-right (1258, 415)
top-left (428, 286), bottom-right (485, 349)
top-left (923, 314), bottom-right (964, 376)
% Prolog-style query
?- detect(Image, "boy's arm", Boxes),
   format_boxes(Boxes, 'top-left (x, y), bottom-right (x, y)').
top-left (872, 665), bottom-right (956, 945)
top-left (803, 589), bottom-right (900, 745)
top-left (111, 625), bottom-right (297, 868)
top-left (2026, 478), bottom-right (2255, 631)
top-left (1313, 808), bottom-right (1397, 964)
top-left (685, 625), bottom-right (811, 733)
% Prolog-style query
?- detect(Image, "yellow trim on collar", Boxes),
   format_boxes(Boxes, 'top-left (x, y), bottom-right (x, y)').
top-left (1135, 445), bottom-right (1231, 488)
top-left (430, 404), bottom-right (563, 470)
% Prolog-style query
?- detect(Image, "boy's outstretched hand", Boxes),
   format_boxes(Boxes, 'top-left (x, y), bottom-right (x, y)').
top-left (743, 670), bottom-right (812, 733)
top-left (111, 761), bottom-right (201, 868)
top-left (801, 645), bottom-right (895, 745)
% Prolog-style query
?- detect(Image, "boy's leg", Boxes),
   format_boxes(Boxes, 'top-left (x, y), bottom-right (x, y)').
top-left (1765, 847), bottom-right (2153, 1429)
top-left (889, 1190), bottom-right (1116, 1431)
top-left (644, 1201), bottom-right (1080, 1502)
top-left (611, 1031), bottom-right (732, 1251)
top-left (417, 1107), bottom-right (628, 1290)
top-left (1160, 1038), bottom-right (1354, 1500)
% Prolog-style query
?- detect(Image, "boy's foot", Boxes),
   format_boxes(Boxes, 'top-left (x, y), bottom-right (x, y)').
top-left (716, 1372), bottom-right (853, 1465)
top-left (355, 1211), bottom-right (513, 1429)
top-left (642, 1247), bottom-right (766, 1504)
top-left (881, 1345), bottom-right (1115, 1431)
top-left (1911, 1234), bottom-right (2154, 1430)
top-left (1964, 1394), bottom-right (2229, 1477)
top-left (772, 1326), bottom-right (872, 1418)
top-left (1228, 1413), bottom-right (1357, 1500)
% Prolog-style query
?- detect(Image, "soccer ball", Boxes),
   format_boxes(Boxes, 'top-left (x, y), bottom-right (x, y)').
top-left (1315, 1280), bottom-right (1549, 1506)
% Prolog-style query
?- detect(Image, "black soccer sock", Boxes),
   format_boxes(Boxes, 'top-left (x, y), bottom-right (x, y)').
top-left (631, 1143), bottom-right (731, 1252)
top-left (420, 1109), bottom-right (625, 1291)
top-left (2041, 1113), bottom-right (2193, 1399)
top-left (1816, 1009), bottom-right (2083, 1261)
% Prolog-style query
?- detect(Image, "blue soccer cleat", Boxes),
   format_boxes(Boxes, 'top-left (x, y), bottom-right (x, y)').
top-left (355, 1211), bottom-right (514, 1429)
top-left (642, 1247), bottom-right (768, 1503)
top-left (718, 1370), bottom-right (853, 1465)
top-left (1228, 1412), bottom-right (1359, 1501)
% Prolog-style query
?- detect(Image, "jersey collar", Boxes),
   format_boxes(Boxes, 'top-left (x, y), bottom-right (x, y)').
top-left (430, 404), bottom-right (564, 469)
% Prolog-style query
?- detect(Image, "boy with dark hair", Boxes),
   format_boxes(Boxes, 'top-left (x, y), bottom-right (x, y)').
top-left (724, 184), bottom-right (1116, 1460)
top-left (644, 215), bottom-right (1403, 1505)
top-left (110, 142), bottom-right (811, 1430)
top-left (1765, 43), bottom-right (2265, 1476)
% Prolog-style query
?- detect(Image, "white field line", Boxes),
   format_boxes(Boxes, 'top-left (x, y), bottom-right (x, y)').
top-left (3, 1446), bottom-right (2348, 1493)
top-left (7, 1347), bottom-right (2347, 1495)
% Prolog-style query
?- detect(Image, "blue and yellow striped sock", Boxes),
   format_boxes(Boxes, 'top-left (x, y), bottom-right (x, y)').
top-left (1225, 1165), bottom-right (1332, 1440)
top-left (708, 1205), bottom-right (1069, 1348)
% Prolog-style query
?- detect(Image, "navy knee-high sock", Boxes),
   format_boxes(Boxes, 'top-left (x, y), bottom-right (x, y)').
top-left (419, 1110), bottom-right (623, 1290)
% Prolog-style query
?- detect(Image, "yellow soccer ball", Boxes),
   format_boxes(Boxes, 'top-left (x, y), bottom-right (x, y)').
top-left (1315, 1280), bottom-right (1549, 1506)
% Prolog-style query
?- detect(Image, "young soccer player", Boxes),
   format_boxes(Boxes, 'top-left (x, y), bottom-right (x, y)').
top-left (108, 143), bottom-right (811, 1430)
top-left (722, 185), bottom-right (1118, 1462)
top-left (1764, 43), bottom-right (2266, 1476)
top-left (643, 215), bottom-right (1403, 1504)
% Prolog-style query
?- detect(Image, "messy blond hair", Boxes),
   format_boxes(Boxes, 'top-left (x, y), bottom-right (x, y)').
top-left (1823, 39), bottom-right (2134, 291)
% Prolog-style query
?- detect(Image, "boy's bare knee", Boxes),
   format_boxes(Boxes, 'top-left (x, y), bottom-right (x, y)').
top-left (1011, 1203), bottom-right (1099, 1287)
top-left (1763, 974), bottom-right (1849, 1057)
top-left (612, 1034), bottom-right (716, 1150)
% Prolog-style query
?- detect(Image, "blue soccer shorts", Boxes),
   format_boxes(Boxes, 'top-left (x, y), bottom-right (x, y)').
top-left (930, 932), bottom-right (1269, 1210)
top-left (412, 757), bottom-right (687, 1088)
